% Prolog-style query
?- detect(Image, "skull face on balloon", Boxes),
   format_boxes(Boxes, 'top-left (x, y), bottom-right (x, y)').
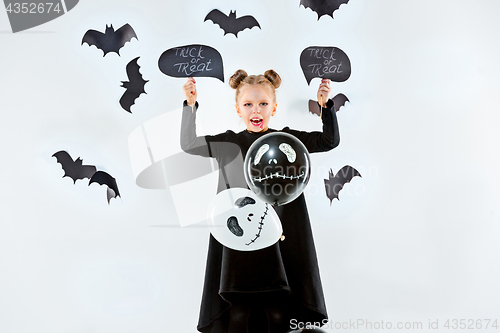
top-left (207, 188), bottom-right (282, 251)
top-left (244, 132), bottom-right (311, 206)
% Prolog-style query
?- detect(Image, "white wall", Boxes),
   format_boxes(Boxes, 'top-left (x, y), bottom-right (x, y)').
top-left (1, 0), bottom-right (499, 332)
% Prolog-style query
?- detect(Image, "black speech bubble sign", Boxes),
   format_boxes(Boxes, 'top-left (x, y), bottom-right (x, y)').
top-left (300, 46), bottom-right (351, 85)
top-left (158, 44), bottom-right (224, 82)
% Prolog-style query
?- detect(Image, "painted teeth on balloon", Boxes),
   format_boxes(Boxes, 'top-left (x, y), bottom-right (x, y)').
top-left (245, 203), bottom-right (269, 246)
top-left (252, 171), bottom-right (305, 182)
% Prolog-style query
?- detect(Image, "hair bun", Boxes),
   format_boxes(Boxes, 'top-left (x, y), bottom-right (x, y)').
top-left (264, 69), bottom-right (281, 89)
top-left (229, 69), bottom-right (248, 89)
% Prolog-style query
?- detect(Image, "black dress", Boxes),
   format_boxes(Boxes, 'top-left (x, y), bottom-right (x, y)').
top-left (180, 99), bottom-right (340, 332)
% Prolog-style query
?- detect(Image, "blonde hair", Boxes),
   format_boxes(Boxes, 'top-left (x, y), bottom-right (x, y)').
top-left (229, 69), bottom-right (281, 103)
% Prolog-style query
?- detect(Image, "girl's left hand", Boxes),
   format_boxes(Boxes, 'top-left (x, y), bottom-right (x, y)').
top-left (317, 79), bottom-right (332, 108)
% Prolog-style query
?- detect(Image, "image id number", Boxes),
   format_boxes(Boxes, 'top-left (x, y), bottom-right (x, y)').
top-left (444, 319), bottom-right (498, 330)
top-left (5, 2), bottom-right (62, 14)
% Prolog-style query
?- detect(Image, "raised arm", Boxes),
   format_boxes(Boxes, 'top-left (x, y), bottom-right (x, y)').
top-left (180, 78), bottom-right (232, 159)
top-left (286, 79), bottom-right (340, 153)
top-left (180, 78), bottom-right (212, 157)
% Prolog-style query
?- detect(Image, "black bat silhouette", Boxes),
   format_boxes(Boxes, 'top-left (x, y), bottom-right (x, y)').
top-left (82, 23), bottom-right (138, 56)
top-left (52, 150), bottom-right (97, 184)
top-left (309, 93), bottom-right (350, 116)
top-left (119, 57), bottom-right (148, 113)
top-left (324, 165), bottom-right (361, 204)
top-left (204, 9), bottom-right (260, 37)
top-left (300, 0), bottom-right (350, 20)
top-left (89, 171), bottom-right (121, 204)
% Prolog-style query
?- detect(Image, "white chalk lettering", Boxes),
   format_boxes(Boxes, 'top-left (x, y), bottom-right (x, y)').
top-left (307, 48), bottom-right (336, 61)
top-left (173, 61), bottom-right (213, 75)
top-left (174, 46), bottom-right (203, 58)
top-left (173, 62), bottom-right (189, 73)
top-left (197, 63), bottom-right (206, 72)
top-left (197, 46), bottom-right (205, 59)
top-left (169, 45), bottom-right (214, 76)
top-left (308, 61), bottom-right (343, 77)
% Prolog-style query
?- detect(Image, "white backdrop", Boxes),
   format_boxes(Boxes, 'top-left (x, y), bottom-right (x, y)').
top-left (1, 0), bottom-right (499, 332)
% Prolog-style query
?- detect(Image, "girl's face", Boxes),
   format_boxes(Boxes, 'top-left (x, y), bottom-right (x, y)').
top-left (236, 85), bottom-right (277, 133)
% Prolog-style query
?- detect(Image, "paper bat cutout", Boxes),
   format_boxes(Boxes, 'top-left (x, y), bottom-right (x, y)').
top-left (89, 171), bottom-right (121, 204)
top-left (309, 93), bottom-right (350, 116)
top-left (52, 150), bottom-right (97, 184)
top-left (120, 57), bottom-right (148, 113)
top-left (82, 24), bottom-right (138, 56)
top-left (324, 165), bottom-right (361, 204)
top-left (204, 9), bottom-right (260, 37)
top-left (300, 0), bottom-right (350, 20)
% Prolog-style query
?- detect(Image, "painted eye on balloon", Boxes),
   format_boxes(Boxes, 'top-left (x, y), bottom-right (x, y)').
top-left (235, 196), bottom-right (256, 208)
top-left (253, 144), bottom-right (269, 165)
top-left (227, 216), bottom-right (243, 237)
top-left (279, 143), bottom-right (296, 163)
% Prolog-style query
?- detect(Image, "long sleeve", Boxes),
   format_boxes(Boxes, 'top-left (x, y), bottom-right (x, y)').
top-left (285, 98), bottom-right (340, 153)
top-left (180, 101), bottom-right (213, 157)
top-left (180, 101), bottom-right (236, 160)
top-left (179, 101), bottom-right (246, 191)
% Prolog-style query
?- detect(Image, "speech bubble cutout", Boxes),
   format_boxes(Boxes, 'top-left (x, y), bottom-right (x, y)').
top-left (4, 0), bottom-right (79, 33)
top-left (158, 44), bottom-right (224, 82)
top-left (300, 46), bottom-right (351, 85)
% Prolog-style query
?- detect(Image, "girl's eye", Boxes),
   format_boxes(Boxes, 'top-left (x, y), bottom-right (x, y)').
top-left (244, 103), bottom-right (252, 107)
top-left (260, 103), bottom-right (268, 106)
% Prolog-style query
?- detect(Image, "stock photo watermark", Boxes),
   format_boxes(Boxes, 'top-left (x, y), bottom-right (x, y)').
top-left (3, 0), bottom-right (79, 33)
top-left (290, 318), bottom-right (499, 331)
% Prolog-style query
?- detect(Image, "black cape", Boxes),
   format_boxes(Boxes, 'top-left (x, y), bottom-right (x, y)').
top-left (180, 100), bottom-right (340, 332)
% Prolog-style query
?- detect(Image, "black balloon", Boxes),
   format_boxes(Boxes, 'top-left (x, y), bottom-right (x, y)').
top-left (244, 132), bottom-right (311, 206)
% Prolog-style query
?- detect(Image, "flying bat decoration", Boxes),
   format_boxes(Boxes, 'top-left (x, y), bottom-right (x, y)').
top-left (52, 150), bottom-right (97, 184)
top-left (52, 151), bottom-right (120, 204)
top-left (89, 171), bottom-right (121, 204)
top-left (309, 93), bottom-right (350, 117)
top-left (299, 0), bottom-right (350, 20)
top-left (204, 9), bottom-right (260, 37)
top-left (81, 23), bottom-right (138, 56)
top-left (324, 165), bottom-right (361, 204)
top-left (120, 57), bottom-right (148, 113)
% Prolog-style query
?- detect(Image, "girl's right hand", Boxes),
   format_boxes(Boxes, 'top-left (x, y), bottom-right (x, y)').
top-left (183, 77), bottom-right (197, 106)
top-left (317, 78), bottom-right (332, 108)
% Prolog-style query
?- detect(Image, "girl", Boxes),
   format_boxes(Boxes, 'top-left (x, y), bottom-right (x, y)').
top-left (181, 69), bottom-right (340, 333)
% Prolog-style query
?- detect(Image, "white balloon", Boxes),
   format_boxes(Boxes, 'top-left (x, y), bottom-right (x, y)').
top-left (207, 188), bottom-right (283, 251)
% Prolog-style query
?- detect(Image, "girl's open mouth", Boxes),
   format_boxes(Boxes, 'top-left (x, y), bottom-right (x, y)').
top-left (251, 118), bottom-right (263, 126)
